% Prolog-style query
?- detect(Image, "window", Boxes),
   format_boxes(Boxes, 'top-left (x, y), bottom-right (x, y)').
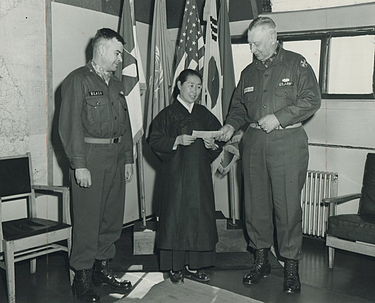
top-left (231, 27), bottom-right (375, 99)
top-left (231, 44), bottom-right (253, 84)
top-left (283, 40), bottom-right (321, 80)
top-left (327, 35), bottom-right (374, 94)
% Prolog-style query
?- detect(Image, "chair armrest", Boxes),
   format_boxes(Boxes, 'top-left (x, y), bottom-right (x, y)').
top-left (32, 185), bottom-right (71, 225)
top-left (33, 184), bottom-right (69, 194)
top-left (322, 193), bottom-right (361, 205)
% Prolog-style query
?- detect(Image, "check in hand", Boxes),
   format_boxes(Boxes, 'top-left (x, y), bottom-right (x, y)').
top-left (258, 114), bottom-right (280, 133)
top-left (217, 124), bottom-right (235, 142)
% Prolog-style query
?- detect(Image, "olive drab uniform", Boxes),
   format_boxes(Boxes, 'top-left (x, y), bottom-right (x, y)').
top-left (226, 47), bottom-right (321, 260)
top-left (59, 61), bottom-right (133, 270)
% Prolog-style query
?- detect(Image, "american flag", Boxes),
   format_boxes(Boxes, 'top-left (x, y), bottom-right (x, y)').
top-left (172, 0), bottom-right (204, 88)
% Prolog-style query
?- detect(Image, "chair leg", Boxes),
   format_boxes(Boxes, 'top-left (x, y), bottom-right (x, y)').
top-left (68, 231), bottom-right (73, 285)
top-left (328, 246), bottom-right (335, 269)
top-left (30, 258), bottom-right (37, 274)
top-left (4, 241), bottom-right (16, 303)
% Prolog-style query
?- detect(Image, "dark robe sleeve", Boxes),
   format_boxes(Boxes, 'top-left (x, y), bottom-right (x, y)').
top-left (148, 109), bottom-right (178, 162)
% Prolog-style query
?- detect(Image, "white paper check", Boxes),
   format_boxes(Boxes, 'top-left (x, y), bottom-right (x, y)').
top-left (192, 130), bottom-right (223, 139)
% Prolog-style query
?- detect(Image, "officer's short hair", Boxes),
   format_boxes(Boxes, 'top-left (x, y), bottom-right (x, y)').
top-left (248, 17), bottom-right (276, 32)
top-left (92, 28), bottom-right (125, 50)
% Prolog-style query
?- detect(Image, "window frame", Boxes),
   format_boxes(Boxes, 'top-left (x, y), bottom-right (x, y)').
top-left (232, 26), bottom-right (375, 100)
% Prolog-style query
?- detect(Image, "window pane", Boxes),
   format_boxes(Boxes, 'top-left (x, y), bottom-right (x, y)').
top-left (231, 44), bottom-right (253, 84)
top-left (328, 35), bottom-right (374, 94)
top-left (283, 40), bottom-right (321, 80)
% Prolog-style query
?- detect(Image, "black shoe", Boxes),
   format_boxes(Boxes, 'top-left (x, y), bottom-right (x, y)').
top-left (184, 268), bottom-right (210, 283)
top-left (169, 270), bottom-right (184, 284)
top-left (72, 269), bottom-right (100, 302)
top-left (92, 260), bottom-right (132, 291)
top-left (243, 248), bottom-right (271, 285)
top-left (283, 259), bottom-right (301, 294)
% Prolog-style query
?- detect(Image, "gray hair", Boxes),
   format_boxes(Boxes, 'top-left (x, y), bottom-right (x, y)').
top-left (248, 16), bottom-right (276, 32)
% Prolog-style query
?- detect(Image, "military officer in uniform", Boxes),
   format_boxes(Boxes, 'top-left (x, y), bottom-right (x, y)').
top-left (59, 28), bottom-right (134, 302)
top-left (219, 17), bottom-right (321, 294)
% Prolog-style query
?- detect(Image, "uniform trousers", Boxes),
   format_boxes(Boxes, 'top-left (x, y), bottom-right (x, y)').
top-left (69, 143), bottom-right (126, 270)
top-left (242, 126), bottom-right (308, 260)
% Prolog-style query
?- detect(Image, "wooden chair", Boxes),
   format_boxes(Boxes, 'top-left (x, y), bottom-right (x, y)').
top-left (0, 153), bottom-right (71, 303)
top-left (323, 153), bottom-right (375, 269)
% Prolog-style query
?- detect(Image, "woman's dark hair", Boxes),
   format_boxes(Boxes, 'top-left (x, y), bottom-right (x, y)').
top-left (172, 69), bottom-right (202, 98)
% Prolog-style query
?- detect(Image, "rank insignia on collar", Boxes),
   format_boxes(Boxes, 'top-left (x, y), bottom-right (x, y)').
top-left (88, 91), bottom-right (104, 96)
top-left (300, 59), bottom-right (308, 68)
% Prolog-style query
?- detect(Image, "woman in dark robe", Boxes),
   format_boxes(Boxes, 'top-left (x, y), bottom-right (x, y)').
top-left (148, 69), bottom-right (223, 284)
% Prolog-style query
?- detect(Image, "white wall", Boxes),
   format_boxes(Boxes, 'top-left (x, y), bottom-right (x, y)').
top-left (0, 0), bottom-right (49, 220)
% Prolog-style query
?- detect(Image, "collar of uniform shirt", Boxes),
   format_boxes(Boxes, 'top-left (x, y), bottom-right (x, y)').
top-left (91, 60), bottom-right (112, 84)
top-left (177, 95), bottom-right (194, 113)
top-left (261, 44), bottom-right (280, 68)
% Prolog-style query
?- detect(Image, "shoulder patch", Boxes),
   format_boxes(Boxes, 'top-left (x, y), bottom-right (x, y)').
top-left (300, 58), bottom-right (308, 68)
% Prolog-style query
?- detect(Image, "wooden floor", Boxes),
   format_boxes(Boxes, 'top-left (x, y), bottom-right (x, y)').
top-left (1, 227), bottom-right (375, 303)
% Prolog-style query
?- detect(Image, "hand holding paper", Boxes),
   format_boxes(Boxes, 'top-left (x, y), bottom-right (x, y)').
top-left (192, 130), bottom-right (223, 139)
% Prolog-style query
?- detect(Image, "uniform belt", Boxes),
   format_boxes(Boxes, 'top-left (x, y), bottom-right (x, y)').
top-left (84, 136), bottom-right (121, 144)
top-left (249, 122), bottom-right (302, 130)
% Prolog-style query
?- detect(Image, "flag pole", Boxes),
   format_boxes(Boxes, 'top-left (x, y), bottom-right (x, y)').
top-left (136, 140), bottom-right (147, 227)
top-left (229, 166), bottom-right (236, 225)
top-left (130, 0), bottom-right (147, 228)
top-left (218, 0), bottom-right (238, 227)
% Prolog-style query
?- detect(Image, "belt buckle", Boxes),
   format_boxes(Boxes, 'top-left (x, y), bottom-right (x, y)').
top-left (113, 137), bottom-right (119, 144)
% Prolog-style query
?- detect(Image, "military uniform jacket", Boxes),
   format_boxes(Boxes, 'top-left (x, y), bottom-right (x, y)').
top-left (59, 62), bottom-right (134, 169)
top-left (226, 47), bottom-right (321, 130)
top-left (148, 101), bottom-right (222, 251)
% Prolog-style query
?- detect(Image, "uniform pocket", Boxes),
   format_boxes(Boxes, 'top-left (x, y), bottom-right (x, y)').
top-left (274, 86), bottom-right (293, 97)
top-left (84, 96), bottom-right (110, 124)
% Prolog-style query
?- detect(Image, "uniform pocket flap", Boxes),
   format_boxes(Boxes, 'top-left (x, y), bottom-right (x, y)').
top-left (85, 96), bottom-right (105, 107)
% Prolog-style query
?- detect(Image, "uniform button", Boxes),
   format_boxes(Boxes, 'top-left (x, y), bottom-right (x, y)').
top-left (263, 105), bottom-right (267, 109)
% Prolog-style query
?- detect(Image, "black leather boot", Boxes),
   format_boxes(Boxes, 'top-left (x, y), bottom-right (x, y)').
top-left (283, 259), bottom-right (301, 294)
top-left (92, 259), bottom-right (132, 291)
top-left (72, 269), bottom-right (100, 302)
top-left (243, 248), bottom-right (271, 285)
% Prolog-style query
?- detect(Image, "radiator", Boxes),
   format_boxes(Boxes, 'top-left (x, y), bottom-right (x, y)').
top-left (301, 170), bottom-right (338, 238)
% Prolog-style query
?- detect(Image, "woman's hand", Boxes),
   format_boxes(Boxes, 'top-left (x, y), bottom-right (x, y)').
top-left (176, 134), bottom-right (197, 146)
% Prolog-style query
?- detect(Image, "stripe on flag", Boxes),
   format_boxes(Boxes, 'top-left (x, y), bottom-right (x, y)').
top-left (172, 0), bottom-right (204, 89)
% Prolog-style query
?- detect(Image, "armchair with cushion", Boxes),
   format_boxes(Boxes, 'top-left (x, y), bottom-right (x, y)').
top-left (323, 153), bottom-right (375, 269)
top-left (0, 153), bottom-right (71, 303)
